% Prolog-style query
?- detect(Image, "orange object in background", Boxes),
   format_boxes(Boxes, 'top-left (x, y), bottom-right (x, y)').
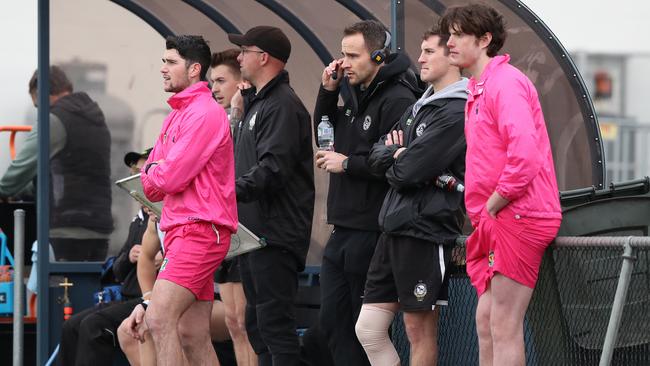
top-left (0, 125), bottom-right (32, 160)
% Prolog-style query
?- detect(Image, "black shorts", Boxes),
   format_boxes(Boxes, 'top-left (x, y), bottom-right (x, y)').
top-left (214, 257), bottom-right (241, 284)
top-left (363, 233), bottom-right (452, 311)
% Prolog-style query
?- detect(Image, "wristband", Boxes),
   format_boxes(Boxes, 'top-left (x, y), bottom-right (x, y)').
top-left (141, 299), bottom-right (150, 310)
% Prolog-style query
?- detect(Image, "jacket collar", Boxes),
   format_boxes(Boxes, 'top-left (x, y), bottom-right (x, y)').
top-left (243, 70), bottom-right (290, 103)
top-left (467, 54), bottom-right (510, 96)
top-left (167, 81), bottom-right (209, 110)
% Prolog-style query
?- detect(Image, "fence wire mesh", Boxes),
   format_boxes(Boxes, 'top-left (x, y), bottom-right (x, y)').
top-left (390, 243), bottom-right (650, 366)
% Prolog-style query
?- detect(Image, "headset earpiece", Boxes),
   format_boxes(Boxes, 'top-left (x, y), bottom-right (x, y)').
top-left (371, 30), bottom-right (392, 65)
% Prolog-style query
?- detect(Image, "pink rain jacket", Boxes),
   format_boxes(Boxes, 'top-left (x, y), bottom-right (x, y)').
top-left (141, 82), bottom-right (238, 233)
top-left (464, 55), bottom-right (562, 227)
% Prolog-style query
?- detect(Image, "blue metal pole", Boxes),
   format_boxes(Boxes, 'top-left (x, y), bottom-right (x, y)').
top-left (390, 0), bottom-right (405, 53)
top-left (37, 0), bottom-right (51, 364)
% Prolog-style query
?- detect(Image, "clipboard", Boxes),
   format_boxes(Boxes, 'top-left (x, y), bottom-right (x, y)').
top-left (115, 174), bottom-right (265, 259)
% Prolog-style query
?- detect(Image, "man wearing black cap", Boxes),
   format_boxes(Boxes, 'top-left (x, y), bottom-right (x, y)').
top-left (228, 26), bottom-right (315, 366)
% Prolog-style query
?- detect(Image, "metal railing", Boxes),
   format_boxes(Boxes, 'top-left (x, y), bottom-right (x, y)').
top-left (391, 235), bottom-right (650, 366)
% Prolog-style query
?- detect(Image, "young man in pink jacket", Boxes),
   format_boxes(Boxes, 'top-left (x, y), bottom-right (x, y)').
top-left (124, 35), bottom-right (238, 366)
top-left (441, 5), bottom-right (562, 366)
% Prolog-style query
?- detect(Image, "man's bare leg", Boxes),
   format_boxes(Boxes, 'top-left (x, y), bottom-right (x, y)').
top-left (476, 286), bottom-right (493, 366)
top-left (490, 274), bottom-right (533, 366)
top-left (145, 279), bottom-right (195, 366)
top-left (220, 282), bottom-right (257, 365)
top-left (178, 299), bottom-right (220, 365)
top-left (403, 307), bottom-right (440, 366)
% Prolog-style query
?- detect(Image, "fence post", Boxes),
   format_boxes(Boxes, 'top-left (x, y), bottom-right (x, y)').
top-left (13, 209), bottom-right (25, 366)
top-left (599, 236), bottom-right (636, 366)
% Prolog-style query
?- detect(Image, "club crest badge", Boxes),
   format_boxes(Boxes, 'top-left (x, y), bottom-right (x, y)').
top-left (160, 258), bottom-right (169, 271)
top-left (248, 112), bottom-right (257, 131)
top-left (414, 281), bottom-right (427, 302)
top-left (416, 123), bottom-right (426, 137)
top-left (363, 115), bottom-right (372, 130)
top-left (488, 250), bottom-right (495, 267)
top-left (406, 117), bottom-right (413, 126)
top-left (345, 108), bottom-right (352, 117)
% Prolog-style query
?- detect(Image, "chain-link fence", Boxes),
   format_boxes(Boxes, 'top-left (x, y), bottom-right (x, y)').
top-left (391, 239), bottom-right (650, 366)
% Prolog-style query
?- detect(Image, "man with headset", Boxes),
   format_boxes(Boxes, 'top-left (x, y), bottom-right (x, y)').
top-left (314, 19), bottom-right (419, 366)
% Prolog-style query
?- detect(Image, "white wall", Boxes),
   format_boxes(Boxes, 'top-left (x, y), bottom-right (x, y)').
top-left (523, 0), bottom-right (650, 54)
top-left (0, 1), bottom-right (36, 174)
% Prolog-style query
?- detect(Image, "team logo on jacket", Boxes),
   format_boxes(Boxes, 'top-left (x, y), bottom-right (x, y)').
top-left (414, 281), bottom-right (427, 301)
top-left (488, 250), bottom-right (495, 267)
top-left (363, 115), bottom-right (372, 130)
top-left (160, 258), bottom-right (169, 271)
top-left (345, 108), bottom-right (352, 117)
top-left (248, 112), bottom-right (257, 131)
top-left (406, 117), bottom-right (413, 126)
top-left (416, 123), bottom-right (426, 137)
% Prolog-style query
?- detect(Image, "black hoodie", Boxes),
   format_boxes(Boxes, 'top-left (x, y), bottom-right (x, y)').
top-left (313, 52), bottom-right (420, 231)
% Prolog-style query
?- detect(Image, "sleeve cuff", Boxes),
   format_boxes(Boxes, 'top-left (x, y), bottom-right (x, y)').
top-left (495, 185), bottom-right (517, 202)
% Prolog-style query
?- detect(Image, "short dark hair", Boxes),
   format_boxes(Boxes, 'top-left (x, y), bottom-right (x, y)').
top-left (210, 49), bottom-right (241, 77)
top-left (165, 35), bottom-right (212, 81)
top-left (422, 25), bottom-right (450, 55)
top-left (343, 20), bottom-right (390, 55)
top-left (439, 3), bottom-right (507, 57)
top-left (28, 65), bottom-right (73, 95)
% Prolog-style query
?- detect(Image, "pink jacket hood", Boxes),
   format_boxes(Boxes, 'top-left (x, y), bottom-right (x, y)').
top-left (141, 81), bottom-right (238, 233)
top-left (464, 55), bottom-right (561, 226)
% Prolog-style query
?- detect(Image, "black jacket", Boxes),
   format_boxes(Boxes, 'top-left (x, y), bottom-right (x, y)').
top-left (50, 92), bottom-right (113, 233)
top-left (111, 210), bottom-right (149, 298)
top-left (313, 52), bottom-right (420, 231)
top-left (369, 83), bottom-right (467, 245)
top-left (235, 71), bottom-right (315, 269)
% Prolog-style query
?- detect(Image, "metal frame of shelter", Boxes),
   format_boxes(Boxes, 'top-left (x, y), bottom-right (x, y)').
top-left (34, 0), bottom-right (605, 363)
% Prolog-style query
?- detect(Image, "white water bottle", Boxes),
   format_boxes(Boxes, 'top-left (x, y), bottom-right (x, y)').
top-left (317, 115), bottom-right (334, 151)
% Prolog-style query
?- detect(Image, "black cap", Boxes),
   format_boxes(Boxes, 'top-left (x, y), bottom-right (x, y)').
top-left (123, 148), bottom-right (152, 168)
top-left (228, 26), bottom-right (291, 63)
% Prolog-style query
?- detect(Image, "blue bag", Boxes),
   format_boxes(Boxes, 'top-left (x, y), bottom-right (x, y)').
top-left (0, 230), bottom-right (15, 315)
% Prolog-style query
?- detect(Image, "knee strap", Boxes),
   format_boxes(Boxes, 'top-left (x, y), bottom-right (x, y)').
top-left (355, 305), bottom-right (401, 366)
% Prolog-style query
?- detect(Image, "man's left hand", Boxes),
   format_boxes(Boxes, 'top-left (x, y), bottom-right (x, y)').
top-left (315, 151), bottom-right (347, 174)
top-left (486, 191), bottom-right (509, 218)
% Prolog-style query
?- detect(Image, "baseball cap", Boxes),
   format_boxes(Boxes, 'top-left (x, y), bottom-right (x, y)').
top-left (123, 148), bottom-right (152, 168)
top-left (228, 26), bottom-right (291, 63)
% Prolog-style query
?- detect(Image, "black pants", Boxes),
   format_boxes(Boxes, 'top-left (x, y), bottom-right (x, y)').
top-left (57, 298), bottom-right (141, 366)
top-left (51, 238), bottom-right (109, 261)
top-left (319, 227), bottom-right (380, 366)
top-left (240, 246), bottom-right (300, 366)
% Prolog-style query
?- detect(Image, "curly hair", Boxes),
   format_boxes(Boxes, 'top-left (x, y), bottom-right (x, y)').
top-left (439, 3), bottom-right (507, 57)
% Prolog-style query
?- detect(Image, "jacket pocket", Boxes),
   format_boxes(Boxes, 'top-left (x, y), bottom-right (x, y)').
top-left (380, 189), bottom-right (417, 232)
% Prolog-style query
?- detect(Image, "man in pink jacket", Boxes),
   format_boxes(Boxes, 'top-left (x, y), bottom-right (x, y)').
top-left (125, 35), bottom-right (238, 366)
top-left (442, 5), bottom-right (562, 366)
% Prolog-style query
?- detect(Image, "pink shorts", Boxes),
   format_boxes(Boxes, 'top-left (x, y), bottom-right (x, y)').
top-left (157, 222), bottom-right (230, 301)
top-left (466, 208), bottom-right (560, 297)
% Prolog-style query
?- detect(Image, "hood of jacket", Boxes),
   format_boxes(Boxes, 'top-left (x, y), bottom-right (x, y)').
top-left (53, 92), bottom-right (105, 125)
top-left (412, 78), bottom-right (469, 117)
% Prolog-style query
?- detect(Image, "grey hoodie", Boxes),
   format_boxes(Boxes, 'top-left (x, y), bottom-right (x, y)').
top-left (412, 77), bottom-right (469, 117)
